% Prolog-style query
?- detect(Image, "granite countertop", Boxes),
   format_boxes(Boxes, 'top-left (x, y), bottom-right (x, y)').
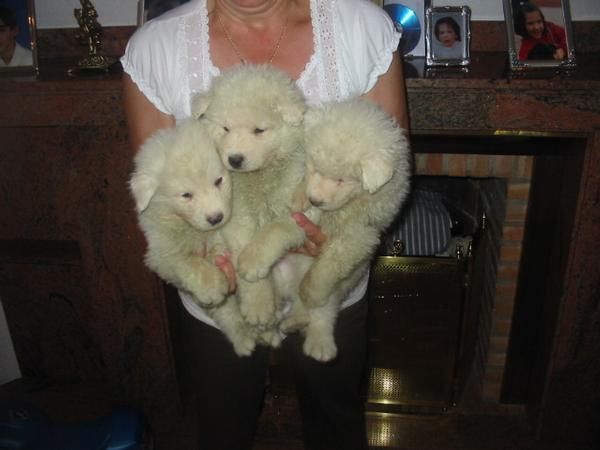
top-left (404, 52), bottom-right (600, 91)
top-left (1, 51), bottom-right (599, 90)
top-left (2, 52), bottom-right (599, 133)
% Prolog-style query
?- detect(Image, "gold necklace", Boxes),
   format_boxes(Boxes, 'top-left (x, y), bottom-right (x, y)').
top-left (216, 10), bottom-right (289, 65)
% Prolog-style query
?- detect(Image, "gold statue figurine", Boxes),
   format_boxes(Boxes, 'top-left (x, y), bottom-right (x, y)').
top-left (69, 0), bottom-right (114, 73)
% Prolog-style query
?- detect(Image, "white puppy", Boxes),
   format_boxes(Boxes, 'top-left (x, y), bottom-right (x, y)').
top-left (192, 65), bottom-right (308, 329)
top-left (130, 120), bottom-right (258, 356)
top-left (281, 99), bottom-right (412, 361)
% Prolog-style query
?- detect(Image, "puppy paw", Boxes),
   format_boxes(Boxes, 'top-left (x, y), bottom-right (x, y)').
top-left (259, 329), bottom-right (282, 348)
top-left (280, 309), bottom-right (310, 334)
top-left (231, 332), bottom-right (257, 357)
top-left (303, 330), bottom-right (337, 362)
top-left (193, 270), bottom-right (229, 307)
top-left (240, 296), bottom-right (276, 326)
top-left (237, 246), bottom-right (273, 282)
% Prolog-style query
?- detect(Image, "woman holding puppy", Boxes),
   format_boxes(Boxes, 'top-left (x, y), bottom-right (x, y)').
top-left (121, 0), bottom-right (409, 449)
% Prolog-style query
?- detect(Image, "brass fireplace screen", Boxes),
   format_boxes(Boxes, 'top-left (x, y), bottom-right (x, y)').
top-left (364, 177), bottom-right (487, 413)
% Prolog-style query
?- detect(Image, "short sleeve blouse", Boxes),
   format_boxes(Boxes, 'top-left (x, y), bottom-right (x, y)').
top-left (121, 0), bottom-right (400, 121)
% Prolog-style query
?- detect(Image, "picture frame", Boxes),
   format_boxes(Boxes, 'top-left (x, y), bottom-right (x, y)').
top-left (137, 0), bottom-right (190, 26)
top-left (502, 0), bottom-right (576, 70)
top-left (0, 0), bottom-right (38, 74)
top-left (425, 6), bottom-right (471, 67)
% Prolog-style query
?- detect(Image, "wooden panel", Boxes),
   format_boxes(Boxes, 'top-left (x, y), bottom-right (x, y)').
top-left (0, 81), bottom-right (180, 432)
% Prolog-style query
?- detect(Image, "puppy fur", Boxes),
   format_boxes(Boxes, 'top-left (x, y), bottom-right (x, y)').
top-left (130, 120), bottom-right (258, 356)
top-left (192, 65), bottom-right (308, 329)
top-left (281, 99), bottom-right (412, 361)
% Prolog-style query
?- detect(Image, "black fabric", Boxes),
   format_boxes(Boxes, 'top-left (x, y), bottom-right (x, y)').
top-left (282, 299), bottom-right (369, 450)
top-left (181, 308), bottom-right (270, 450)
top-left (180, 298), bottom-right (369, 450)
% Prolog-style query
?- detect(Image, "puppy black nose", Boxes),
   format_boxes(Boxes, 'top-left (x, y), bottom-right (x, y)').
top-left (207, 213), bottom-right (224, 226)
top-left (309, 197), bottom-right (323, 208)
top-left (228, 154), bottom-right (244, 169)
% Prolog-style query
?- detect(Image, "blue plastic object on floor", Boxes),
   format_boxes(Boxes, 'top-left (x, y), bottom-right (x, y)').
top-left (0, 402), bottom-right (150, 450)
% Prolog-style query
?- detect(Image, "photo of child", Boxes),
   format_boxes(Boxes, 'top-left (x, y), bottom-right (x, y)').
top-left (432, 16), bottom-right (462, 60)
top-left (426, 6), bottom-right (470, 66)
top-left (513, 1), bottom-right (567, 61)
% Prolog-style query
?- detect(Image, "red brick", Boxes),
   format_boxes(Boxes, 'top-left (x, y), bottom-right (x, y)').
top-left (470, 154), bottom-right (492, 177)
top-left (514, 156), bottom-right (534, 179)
top-left (507, 182), bottom-right (531, 200)
top-left (446, 154), bottom-right (468, 176)
top-left (500, 244), bottom-right (522, 262)
top-left (502, 226), bottom-right (525, 241)
top-left (425, 154), bottom-right (444, 175)
top-left (492, 155), bottom-right (515, 178)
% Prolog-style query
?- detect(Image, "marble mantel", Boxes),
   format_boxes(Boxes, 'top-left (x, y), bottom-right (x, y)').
top-left (1, 52), bottom-right (599, 446)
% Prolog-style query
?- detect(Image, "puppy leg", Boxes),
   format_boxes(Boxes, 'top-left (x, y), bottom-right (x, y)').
top-left (209, 298), bottom-right (257, 357)
top-left (280, 298), bottom-right (309, 334)
top-left (273, 254), bottom-right (311, 334)
top-left (147, 251), bottom-right (229, 307)
top-left (237, 217), bottom-right (306, 282)
top-left (302, 301), bottom-right (338, 362)
top-left (300, 224), bottom-right (378, 308)
top-left (237, 277), bottom-right (277, 326)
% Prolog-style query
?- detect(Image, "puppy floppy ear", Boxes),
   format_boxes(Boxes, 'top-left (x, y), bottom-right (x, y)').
top-left (191, 93), bottom-right (211, 119)
top-left (130, 173), bottom-right (159, 213)
top-left (360, 156), bottom-right (394, 194)
top-left (130, 139), bottom-right (167, 213)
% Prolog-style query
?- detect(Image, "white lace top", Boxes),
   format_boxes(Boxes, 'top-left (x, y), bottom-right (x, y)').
top-left (121, 0), bottom-right (401, 327)
top-left (121, 0), bottom-right (400, 119)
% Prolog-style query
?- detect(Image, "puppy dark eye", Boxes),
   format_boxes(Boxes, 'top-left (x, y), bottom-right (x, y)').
top-left (254, 128), bottom-right (265, 135)
top-left (337, 179), bottom-right (344, 185)
top-left (214, 176), bottom-right (223, 187)
top-left (181, 192), bottom-right (193, 199)
top-left (223, 126), bottom-right (229, 132)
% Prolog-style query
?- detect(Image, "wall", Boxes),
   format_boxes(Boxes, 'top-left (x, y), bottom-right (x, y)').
top-left (34, 0), bottom-right (600, 29)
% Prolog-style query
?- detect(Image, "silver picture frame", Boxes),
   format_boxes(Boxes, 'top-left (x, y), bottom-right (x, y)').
top-left (137, 0), bottom-right (190, 26)
top-left (425, 6), bottom-right (471, 67)
top-left (502, 0), bottom-right (576, 71)
top-left (0, 0), bottom-right (38, 74)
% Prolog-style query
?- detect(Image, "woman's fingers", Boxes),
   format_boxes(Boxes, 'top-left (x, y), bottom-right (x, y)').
top-left (215, 253), bottom-right (237, 294)
top-left (292, 212), bottom-right (326, 256)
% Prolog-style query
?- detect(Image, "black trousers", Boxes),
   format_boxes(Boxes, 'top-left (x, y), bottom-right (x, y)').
top-left (181, 298), bottom-right (369, 450)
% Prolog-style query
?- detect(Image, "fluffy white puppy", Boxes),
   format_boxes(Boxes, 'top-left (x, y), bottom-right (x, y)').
top-left (130, 120), bottom-right (258, 356)
top-left (281, 99), bottom-right (412, 361)
top-left (192, 65), bottom-right (308, 328)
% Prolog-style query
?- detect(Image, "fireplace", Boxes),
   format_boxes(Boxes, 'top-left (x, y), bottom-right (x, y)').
top-left (364, 132), bottom-right (586, 413)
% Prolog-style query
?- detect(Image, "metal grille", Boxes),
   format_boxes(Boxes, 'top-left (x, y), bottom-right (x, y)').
top-left (365, 255), bottom-right (469, 411)
top-left (367, 368), bottom-right (404, 405)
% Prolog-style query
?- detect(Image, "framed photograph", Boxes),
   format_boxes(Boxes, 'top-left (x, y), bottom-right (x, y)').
top-left (0, 0), bottom-right (38, 73)
top-left (137, 0), bottom-right (190, 26)
top-left (425, 6), bottom-right (471, 67)
top-left (502, 0), bottom-right (576, 70)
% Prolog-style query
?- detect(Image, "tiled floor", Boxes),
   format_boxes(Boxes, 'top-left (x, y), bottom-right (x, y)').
top-left (0, 379), bottom-right (564, 450)
top-left (250, 387), bottom-right (559, 450)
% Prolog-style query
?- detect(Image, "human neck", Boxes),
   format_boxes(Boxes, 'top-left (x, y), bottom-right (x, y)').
top-left (212, 0), bottom-right (290, 29)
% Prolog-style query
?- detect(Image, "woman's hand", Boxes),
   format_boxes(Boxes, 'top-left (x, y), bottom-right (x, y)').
top-left (215, 252), bottom-right (237, 294)
top-left (292, 212), bottom-right (326, 256)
